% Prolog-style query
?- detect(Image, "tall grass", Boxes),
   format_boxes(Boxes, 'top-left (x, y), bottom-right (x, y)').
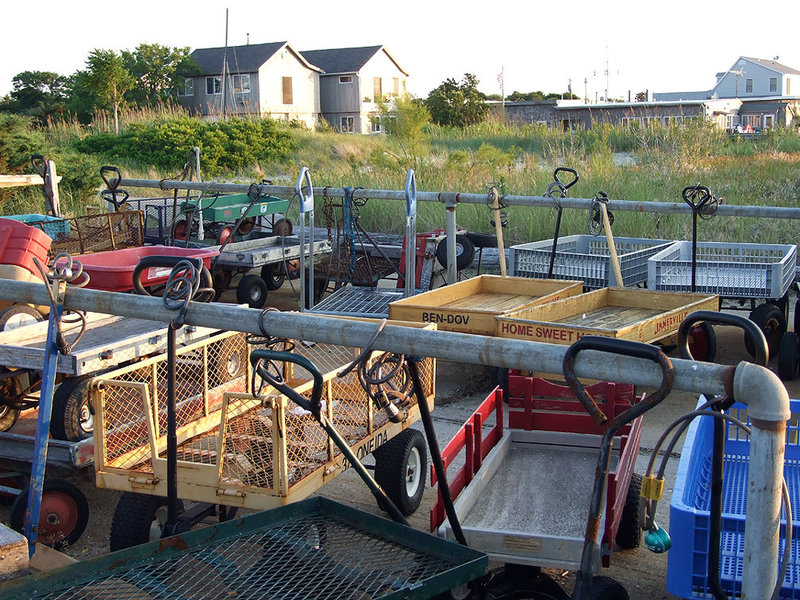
top-left (20, 107), bottom-right (800, 245)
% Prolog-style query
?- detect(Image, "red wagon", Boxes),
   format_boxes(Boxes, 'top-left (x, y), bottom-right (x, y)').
top-left (67, 245), bottom-right (219, 292)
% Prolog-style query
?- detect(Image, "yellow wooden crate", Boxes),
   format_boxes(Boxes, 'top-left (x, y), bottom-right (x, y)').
top-left (389, 274), bottom-right (583, 335)
top-left (496, 287), bottom-right (719, 345)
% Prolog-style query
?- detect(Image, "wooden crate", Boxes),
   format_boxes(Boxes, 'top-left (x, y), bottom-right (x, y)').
top-left (496, 287), bottom-right (719, 344)
top-left (389, 274), bottom-right (583, 335)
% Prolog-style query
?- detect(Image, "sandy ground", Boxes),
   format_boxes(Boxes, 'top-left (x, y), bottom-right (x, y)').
top-left (1, 273), bottom-right (798, 599)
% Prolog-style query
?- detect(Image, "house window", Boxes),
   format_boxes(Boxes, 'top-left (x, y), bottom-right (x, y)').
top-left (340, 116), bottom-right (355, 133)
top-left (373, 77), bottom-right (382, 103)
top-left (764, 114), bottom-right (774, 129)
top-left (232, 74), bottom-right (250, 93)
top-left (769, 77), bottom-right (778, 93)
top-left (206, 76), bottom-right (222, 95)
top-left (339, 75), bottom-right (353, 84)
top-left (282, 77), bottom-right (293, 104)
top-left (178, 78), bottom-right (194, 97)
top-left (370, 116), bottom-right (383, 133)
top-left (745, 78), bottom-right (753, 94)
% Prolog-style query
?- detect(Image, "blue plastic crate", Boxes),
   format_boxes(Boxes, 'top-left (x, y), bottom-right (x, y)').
top-left (667, 398), bottom-right (800, 599)
top-left (5, 213), bottom-right (70, 239)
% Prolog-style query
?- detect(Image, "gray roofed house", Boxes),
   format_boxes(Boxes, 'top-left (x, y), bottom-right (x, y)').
top-left (301, 45), bottom-right (409, 133)
top-left (177, 41), bottom-right (322, 127)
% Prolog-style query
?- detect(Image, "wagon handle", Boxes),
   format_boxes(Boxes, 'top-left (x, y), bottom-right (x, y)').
top-left (30, 154), bottom-right (47, 180)
top-left (250, 349), bottom-right (323, 419)
top-left (563, 336), bottom-right (674, 427)
top-left (553, 166), bottom-right (578, 190)
top-left (100, 166), bottom-right (122, 191)
top-left (678, 310), bottom-right (768, 366)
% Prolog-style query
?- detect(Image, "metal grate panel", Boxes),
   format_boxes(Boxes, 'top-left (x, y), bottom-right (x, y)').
top-left (5, 498), bottom-right (487, 600)
top-left (312, 286), bottom-right (406, 317)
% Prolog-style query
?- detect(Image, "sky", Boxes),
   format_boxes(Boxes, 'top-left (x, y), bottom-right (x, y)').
top-left (2, 0), bottom-right (799, 102)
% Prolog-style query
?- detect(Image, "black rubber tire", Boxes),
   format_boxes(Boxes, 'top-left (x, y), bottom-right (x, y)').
top-left (170, 217), bottom-right (194, 242)
top-left (0, 473), bottom-right (23, 506)
top-left (304, 276), bottom-right (329, 307)
top-left (236, 274), bottom-right (269, 308)
top-left (373, 428), bottom-right (427, 516)
top-left (0, 373), bottom-right (23, 432)
top-left (465, 231), bottom-right (497, 249)
top-left (110, 492), bottom-right (184, 551)
top-left (435, 234), bottom-right (476, 271)
top-left (490, 367), bottom-right (510, 403)
top-left (794, 298), bottom-right (799, 334)
top-left (745, 302), bottom-right (787, 358)
top-left (212, 267), bottom-right (232, 301)
top-left (778, 332), bottom-right (800, 382)
top-left (261, 262), bottom-right (286, 290)
top-left (10, 478), bottom-right (89, 550)
top-left (216, 225), bottom-right (234, 245)
top-left (687, 322), bottom-right (717, 362)
top-left (588, 575), bottom-right (629, 600)
top-left (0, 304), bottom-right (44, 331)
top-left (615, 473), bottom-right (644, 550)
top-left (49, 375), bottom-right (95, 442)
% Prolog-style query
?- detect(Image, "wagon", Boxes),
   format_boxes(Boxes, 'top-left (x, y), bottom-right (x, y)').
top-left (433, 376), bottom-right (644, 572)
top-left (90, 326), bottom-right (437, 548)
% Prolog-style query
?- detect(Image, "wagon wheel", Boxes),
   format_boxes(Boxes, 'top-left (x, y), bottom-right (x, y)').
top-left (435, 235), bottom-right (476, 271)
top-left (778, 332), bottom-right (800, 381)
top-left (110, 492), bottom-right (184, 551)
top-left (210, 335), bottom-right (247, 388)
top-left (686, 322), bottom-right (717, 362)
top-left (10, 478), bottom-right (89, 550)
top-left (171, 216), bottom-right (198, 242)
top-left (588, 576), bottom-right (629, 600)
top-left (615, 473), bottom-right (644, 549)
top-left (237, 217), bottom-right (256, 235)
top-left (50, 375), bottom-right (95, 442)
top-left (236, 274), bottom-right (268, 308)
top-left (212, 267), bottom-right (232, 301)
top-left (261, 263), bottom-right (286, 290)
top-left (216, 225), bottom-right (235, 245)
top-left (0, 373), bottom-right (23, 432)
top-left (0, 305), bottom-right (44, 331)
top-left (373, 428), bottom-right (427, 516)
top-left (744, 302), bottom-right (786, 358)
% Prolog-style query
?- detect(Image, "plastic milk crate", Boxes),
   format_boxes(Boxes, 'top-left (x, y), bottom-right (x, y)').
top-left (667, 398), bottom-right (800, 599)
top-left (648, 241), bottom-right (798, 299)
top-left (509, 235), bottom-right (673, 288)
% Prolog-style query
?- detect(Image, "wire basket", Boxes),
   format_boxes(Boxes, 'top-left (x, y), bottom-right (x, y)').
top-left (648, 241), bottom-right (798, 299)
top-left (49, 210), bottom-right (144, 255)
top-left (509, 235), bottom-right (674, 288)
top-left (5, 213), bottom-right (70, 239)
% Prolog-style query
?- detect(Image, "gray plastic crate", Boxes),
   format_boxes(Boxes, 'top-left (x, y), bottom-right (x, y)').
top-left (509, 235), bottom-right (673, 288)
top-left (647, 240), bottom-right (798, 299)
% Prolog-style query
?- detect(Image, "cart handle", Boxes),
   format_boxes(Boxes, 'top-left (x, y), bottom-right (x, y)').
top-left (296, 167), bottom-right (314, 214)
top-left (100, 166), bottom-right (122, 191)
top-left (553, 166), bottom-right (578, 190)
top-left (681, 184), bottom-right (719, 218)
top-left (30, 154), bottom-right (47, 180)
top-left (131, 256), bottom-right (213, 298)
top-left (563, 336), bottom-right (674, 427)
top-left (250, 349), bottom-right (323, 419)
top-left (404, 169), bottom-right (416, 217)
top-left (678, 310), bottom-right (768, 366)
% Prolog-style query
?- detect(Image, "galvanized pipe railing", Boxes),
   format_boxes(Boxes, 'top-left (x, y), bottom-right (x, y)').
top-left (1, 278), bottom-right (787, 599)
top-left (120, 178), bottom-right (800, 220)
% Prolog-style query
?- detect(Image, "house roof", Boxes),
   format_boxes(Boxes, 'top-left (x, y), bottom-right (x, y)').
top-left (301, 45), bottom-right (408, 76)
top-left (189, 42), bottom-right (321, 75)
top-left (741, 57), bottom-right (800, 76)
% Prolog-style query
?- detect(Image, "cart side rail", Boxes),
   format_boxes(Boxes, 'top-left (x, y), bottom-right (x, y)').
top-left (430, 387), bottom-right (503, 532)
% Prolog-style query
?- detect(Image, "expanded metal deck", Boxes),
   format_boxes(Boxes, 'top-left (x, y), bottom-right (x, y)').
top-left (311, 286), bottom-right (410, 318)
top-left (4, 498), bottom-right (487, 600)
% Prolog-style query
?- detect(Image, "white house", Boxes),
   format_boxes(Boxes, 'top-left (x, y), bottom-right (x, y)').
top-left (178, 42), bottom-right (322, 128)
top-left (712, 57), bottom-right (800, 99)
top-left (301, 45), bottom-right (409, 133)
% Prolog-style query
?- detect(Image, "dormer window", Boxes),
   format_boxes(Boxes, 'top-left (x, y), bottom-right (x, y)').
top-left (339, 75), bottom-right (353, 84)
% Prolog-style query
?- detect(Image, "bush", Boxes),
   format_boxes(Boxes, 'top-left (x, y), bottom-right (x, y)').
top-left (72, 116), bottom-right (296, 174)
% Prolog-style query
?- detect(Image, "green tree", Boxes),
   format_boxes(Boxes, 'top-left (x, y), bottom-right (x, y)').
top-left (425, 73), bottom-right (488, 128)
top-left (635, 91), bottom-right (648, 102)
top-left (121, 44), bottom-right (197, 106)
top-left (2, 71), bottom-right (68, 121)
top-left (375, 94), bottom-right (430, 168)
top-left (84, 49), bottom-right (135, 134)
